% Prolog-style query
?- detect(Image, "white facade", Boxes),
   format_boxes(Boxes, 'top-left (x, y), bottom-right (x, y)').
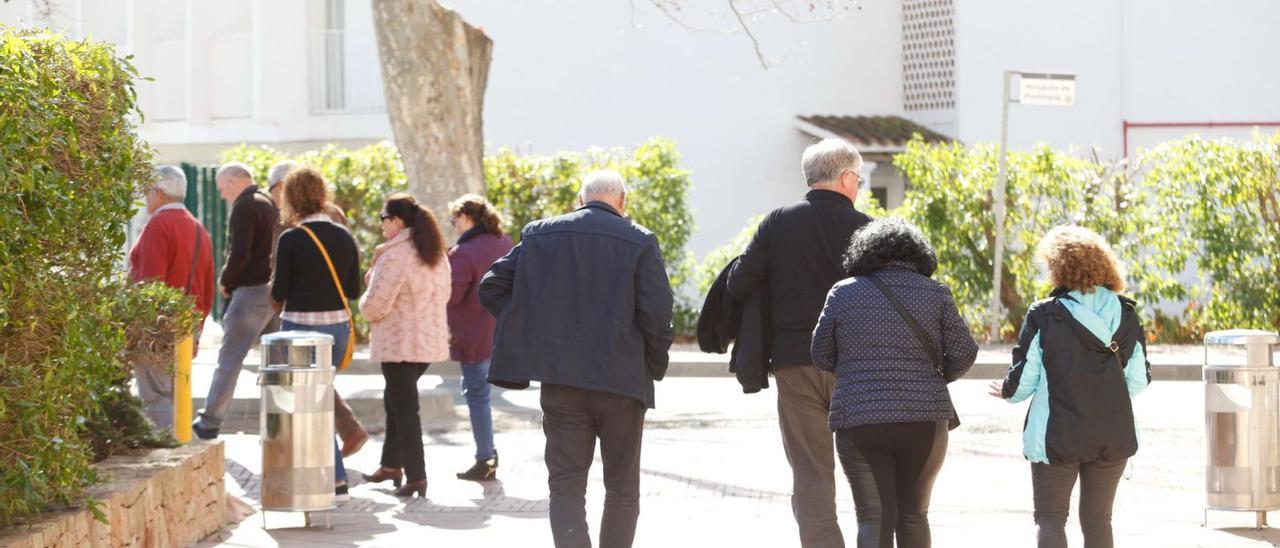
top-left (4, 0), bottom-right (1279, 256)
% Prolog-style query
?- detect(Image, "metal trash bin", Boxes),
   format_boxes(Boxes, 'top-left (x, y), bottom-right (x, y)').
top-left (258, 330), bottom-right (336, 527)
top-left (1204, 329), bottom-right (1280, 527)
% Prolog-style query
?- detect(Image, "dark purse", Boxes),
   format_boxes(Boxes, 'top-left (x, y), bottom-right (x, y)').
top-left (867, 274), bottom-right (961, 431)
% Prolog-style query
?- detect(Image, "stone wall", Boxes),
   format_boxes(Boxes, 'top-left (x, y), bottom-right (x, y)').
top-left (0, 441), bottom-right (225, 548)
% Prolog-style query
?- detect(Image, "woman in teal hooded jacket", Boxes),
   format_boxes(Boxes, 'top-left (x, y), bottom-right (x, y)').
top-left (989, 226), bottom-right (1151, 548)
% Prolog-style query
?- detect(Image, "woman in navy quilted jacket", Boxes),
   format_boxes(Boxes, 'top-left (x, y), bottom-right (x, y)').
top-left (812, 218), bottom-right (977, 548)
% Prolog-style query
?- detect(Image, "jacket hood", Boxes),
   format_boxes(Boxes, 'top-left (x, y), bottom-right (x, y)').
top-left (1060, 286), bottom-right (1122, 344)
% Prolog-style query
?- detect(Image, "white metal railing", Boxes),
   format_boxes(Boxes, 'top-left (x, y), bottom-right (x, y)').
top-left (308, 29), bottom-right (386, 114)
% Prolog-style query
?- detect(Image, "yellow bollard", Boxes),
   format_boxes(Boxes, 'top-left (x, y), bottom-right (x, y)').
top-left (173, 334), bottom-right (194, 443)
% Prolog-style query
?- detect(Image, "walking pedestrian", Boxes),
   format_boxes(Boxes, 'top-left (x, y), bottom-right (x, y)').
top-left (446, 194), bottom-right (513, 481)
top-left (270, 167), bottom-right (362, 500)
top-left (128, 165), bottom-right (215, 431)
top-left (811, 218), bottom-right (977, 548)
top-left (989, 225), bottom-right (1151, 548)
top-left (193, 162), bottom-right (278, 440)
top-left (359, 193), bottom-right (451, 498)
top-left (726, 138), bottom-right (876, 547)
top-left (268, 160), bottom-right (369, 458)
top-left (480, 170), bottom-right (675, 548)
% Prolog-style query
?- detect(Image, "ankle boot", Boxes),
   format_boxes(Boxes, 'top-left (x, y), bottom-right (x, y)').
top-left (361, 467), bottom-right (403, 488)
top-left (456, 453), bottom-right (498, 481)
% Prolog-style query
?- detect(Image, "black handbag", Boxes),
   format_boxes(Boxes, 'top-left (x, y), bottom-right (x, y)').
top-left (867, 274), bottom-right (961, 431)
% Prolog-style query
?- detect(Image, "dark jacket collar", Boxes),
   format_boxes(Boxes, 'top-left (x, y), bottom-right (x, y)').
top-left (235, 185), bottom-right (265, 205)
top-left (576, 200), bottom-right (623, 217)
top-left (457, 226), bottom-right (487, 245)
top-left (805, 188), bottom-right (854, 208)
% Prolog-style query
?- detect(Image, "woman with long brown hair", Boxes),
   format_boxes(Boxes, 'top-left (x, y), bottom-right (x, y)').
top-left (358, 192), bottom-right (451, 498)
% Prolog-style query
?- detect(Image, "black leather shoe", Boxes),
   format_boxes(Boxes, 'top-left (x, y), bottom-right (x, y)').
top-left (192, 421), bottom-right (219, 440)
top-left (456, 453), bottom-right (498, 481)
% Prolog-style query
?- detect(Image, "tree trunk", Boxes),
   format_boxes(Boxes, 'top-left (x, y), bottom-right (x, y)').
top-left (371, 0), bottom-right (493, 227)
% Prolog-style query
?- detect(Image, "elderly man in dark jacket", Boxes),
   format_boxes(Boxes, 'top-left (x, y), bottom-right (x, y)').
top-left (479, 169), bottom-right (675, 548)
top-left (728, 138), bottom-right (874, 547)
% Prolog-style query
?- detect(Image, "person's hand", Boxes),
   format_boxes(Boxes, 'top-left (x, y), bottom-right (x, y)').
top-left (987, 380), bottom-right (1005, 399)
top-left (219, 284), bottom-right (230, 298)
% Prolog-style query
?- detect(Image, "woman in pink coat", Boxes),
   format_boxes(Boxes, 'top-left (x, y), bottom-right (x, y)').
top-left (358, 193), bottom-right (450, 498)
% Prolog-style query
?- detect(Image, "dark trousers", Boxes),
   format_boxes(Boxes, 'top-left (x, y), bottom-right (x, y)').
top-left (380, 362), bottom-right (428, 482)
top-left (1032, 459), bottom-right (1127, 548)
top-left (836, 439), bottom-right (883, 548)
top-left (774, 366), bottom-right (847, 548)
top-left (541, 383), bottom-right (647, 548)
top-left (839, 421), bottom-right (948, 548)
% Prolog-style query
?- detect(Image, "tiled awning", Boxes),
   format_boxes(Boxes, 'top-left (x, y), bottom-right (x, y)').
top-left (795, 115), bottom-right (952, 152)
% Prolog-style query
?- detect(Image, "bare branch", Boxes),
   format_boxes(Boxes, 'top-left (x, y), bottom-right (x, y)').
top-left (646, 0), bottom-right (733, 34)
top-left (727, 0), bottom-right (770, 68)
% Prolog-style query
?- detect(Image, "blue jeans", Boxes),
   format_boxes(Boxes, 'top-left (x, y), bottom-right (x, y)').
top-left (461, 359), bottom-right (496, 460)
top-left (281, 319), bottom-right (349, 484)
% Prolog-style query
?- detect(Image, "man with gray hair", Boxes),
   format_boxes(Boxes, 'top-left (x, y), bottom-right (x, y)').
top-left (128, 165), bottom-right (215, 430)
top-left (480, 169), bottom-right (675, 548)
top-left (192, 161), bottom-right (279, 439)
top-left (728, 138), bottom-right (875, 547)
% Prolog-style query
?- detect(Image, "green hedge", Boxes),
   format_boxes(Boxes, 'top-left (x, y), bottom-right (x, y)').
top-left (0, 28), bottom-right (155, 523)
top-left (888, 134), bottom-right (1277, 341)
top-left (222, 137), bottom-right (701, 335)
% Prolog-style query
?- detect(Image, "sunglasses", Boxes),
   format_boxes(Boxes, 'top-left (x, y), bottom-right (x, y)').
top-left (379, 213), bottom-right (393, 221)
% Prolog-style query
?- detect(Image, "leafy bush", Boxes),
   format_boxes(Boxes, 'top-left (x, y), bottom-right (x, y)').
top-left (1144, 134), bottom-right (1280, 333)
top-left (484, 138), bottom-right (699, 335)
top-left (0, 28), bottom-right (153, 523)
top-left (220, 142), bottom-right (409, 270)
top-left (893, 137), bottom-right (1180, 338)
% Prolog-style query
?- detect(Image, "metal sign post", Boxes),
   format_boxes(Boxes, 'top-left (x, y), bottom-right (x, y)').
top-left (989, 70), bottom-right (1076, 341)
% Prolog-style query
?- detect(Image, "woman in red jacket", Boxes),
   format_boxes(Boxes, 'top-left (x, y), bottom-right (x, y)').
top-left (446, 194), bottom-right (514, 481)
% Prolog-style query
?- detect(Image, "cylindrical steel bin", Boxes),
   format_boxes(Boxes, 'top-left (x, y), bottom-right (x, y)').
top-left (1205, 329), bottom-right (1280, 520)
top-left (259, 331), bottom-right (336, 512)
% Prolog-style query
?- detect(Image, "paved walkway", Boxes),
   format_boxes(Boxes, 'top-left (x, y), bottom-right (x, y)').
top-left (197, 378), bottom-right (1280, 547)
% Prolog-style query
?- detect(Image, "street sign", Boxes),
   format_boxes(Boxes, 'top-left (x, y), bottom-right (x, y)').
top-left (1018, 73), bottom-right (1076, 106)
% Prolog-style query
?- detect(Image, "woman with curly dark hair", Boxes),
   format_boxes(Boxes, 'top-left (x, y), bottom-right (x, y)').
top-left (989, 226), bottom-right (1150, 548)
top-left (445, 193), bottom-right (513, 481)
top-left (811, 217), bottom-right (977, 548)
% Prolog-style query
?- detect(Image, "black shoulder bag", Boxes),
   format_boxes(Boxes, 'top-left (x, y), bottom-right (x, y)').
top-left (867, 274), bottom-right (961, 431)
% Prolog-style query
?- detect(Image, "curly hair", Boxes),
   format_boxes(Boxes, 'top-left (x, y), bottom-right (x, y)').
top-left (280, 167), bottom-right (330, 226)
top-left (1037, 225), bottom-right (1126, 293)
top-left (843, 217), bottom-right (938, 277)
top-left (447, 193), bottom-right (505, 236)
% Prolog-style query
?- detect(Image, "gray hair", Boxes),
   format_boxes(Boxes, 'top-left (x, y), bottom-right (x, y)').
top-left (151, 165), bottom-right (187, 200)
top-left (216, 161), bottom-right (255, 184)
top-left (801, 138), bottom-right (863, 186)
top-left (579, 169), bottom-right (627, 201)
top-left (267, 160), bottom-right (298, 189)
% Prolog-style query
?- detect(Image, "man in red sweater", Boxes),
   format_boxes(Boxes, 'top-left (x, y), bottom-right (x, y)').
top-left (128, 165), bottom-right (215, 431)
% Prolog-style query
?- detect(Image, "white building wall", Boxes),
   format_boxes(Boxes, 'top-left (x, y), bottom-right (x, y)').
top-left (950, 0), bottom-right (1280, 158)
top-left (445, 0), bottom-right (903, 255)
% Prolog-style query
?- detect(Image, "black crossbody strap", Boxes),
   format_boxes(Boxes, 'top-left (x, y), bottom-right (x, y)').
top-left (867, 274), bottom-right (945, 377)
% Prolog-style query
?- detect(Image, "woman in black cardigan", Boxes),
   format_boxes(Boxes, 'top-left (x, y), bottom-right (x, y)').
top-left (270, 167), bottom-right (361, 500)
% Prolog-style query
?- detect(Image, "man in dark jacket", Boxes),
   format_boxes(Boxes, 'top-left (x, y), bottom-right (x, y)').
top-left (727, 138), bottom-right (873, 547)
top-left (480, 170), bottom-right (675, 548)
top-left (193, 162), bottom-right (279, 440)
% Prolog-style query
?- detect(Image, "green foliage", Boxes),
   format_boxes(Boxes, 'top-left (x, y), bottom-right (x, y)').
top-left (893, 137), bottom-right (1179, 338)
top-left (484, 138), bottom-right (700, 335)
top-left (1144, 134), bottom-right (1280, 333)
top-left (219, 142), bottom-right (409, 270)
top-left (696, 215), bottom-right (764, 296)
top-left (0, 28), bottom-right (153, 523)
top-left (890, 134), bottom-right (1280, 341)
